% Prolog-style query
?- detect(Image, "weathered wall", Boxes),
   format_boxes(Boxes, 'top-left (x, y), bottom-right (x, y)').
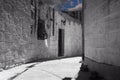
top-left (84, 0), bottom-right (120, 66)
top-left (0, 0), bottom-right (82, 69)
top-left (55, 12), bottom-right (82, 57)
top-left (0, 0), bottom-right (48, 69)
top-left (38, 4), bottom-right (56, 58)
top-left (49, 11), bottom-right (82, 57)
top-left (0, 0), bottom-right (32, 68)
top-left (39, 4), bottom-right (82, 58)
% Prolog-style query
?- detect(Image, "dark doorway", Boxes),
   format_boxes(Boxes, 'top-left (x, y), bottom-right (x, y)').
top-left (58, 29), bottom-right (64, 57)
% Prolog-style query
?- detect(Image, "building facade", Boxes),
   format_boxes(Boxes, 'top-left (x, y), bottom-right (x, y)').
top-left (0, 0), bottom-right (82, 69)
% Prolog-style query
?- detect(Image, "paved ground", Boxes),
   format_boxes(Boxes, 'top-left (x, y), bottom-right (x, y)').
top-left (1, 57), bottom-right (119, 80)
top-left (0, 57), bottom-right (82, 80)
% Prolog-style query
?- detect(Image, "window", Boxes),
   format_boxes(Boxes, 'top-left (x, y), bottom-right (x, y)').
top-left (37, 18), bottom-right (48, 40)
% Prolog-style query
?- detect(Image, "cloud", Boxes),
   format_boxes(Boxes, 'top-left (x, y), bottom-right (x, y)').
top-left (68, 3), bottom-right (82, 11)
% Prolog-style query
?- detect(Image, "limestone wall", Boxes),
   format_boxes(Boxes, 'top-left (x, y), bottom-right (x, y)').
top-left (84, 0), bottom-right (120, 66)
top-left (0, 0), bottom-right (47, 69)
top-left (55, 12), bottom-right (82, 57)
top-left (47, 11), bottom-right (82, 57)
top-left (39, 4), bottom-right (82, 57)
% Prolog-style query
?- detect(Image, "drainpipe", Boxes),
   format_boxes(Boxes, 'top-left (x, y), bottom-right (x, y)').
top-left (34, 0), bottom-right (38, 39)
top-left (52, 8), bottom-right (55, 36)
top-left (81, 0), bottom-right (85, 61)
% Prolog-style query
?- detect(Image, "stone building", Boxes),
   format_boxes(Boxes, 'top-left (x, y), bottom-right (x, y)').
top-left (83, 0), bottom-right (120, 79)
top-left (0, 0), bottom-right (120, 80)
top-left (84, 0), bottom-right (120, 66)
top-left (0, 0), bottom-right (82, 69)
top-left (38, 4), bottom-right (82, 58)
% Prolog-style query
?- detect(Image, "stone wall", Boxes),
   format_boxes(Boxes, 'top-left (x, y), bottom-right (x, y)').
top-left (84, 0), bottom-right (120, 66)
top-left (0, 0), bottom-right (42, 69)
top-left (39, 4), bottom-right (82, 58)
top-left (0, 0), bottom-right (82, 69)
top-left (55, 12), bottom-right (83, 57)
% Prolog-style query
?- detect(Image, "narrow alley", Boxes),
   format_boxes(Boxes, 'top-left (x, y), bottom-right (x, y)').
top-left (0, 0), bottom-right (120, 80)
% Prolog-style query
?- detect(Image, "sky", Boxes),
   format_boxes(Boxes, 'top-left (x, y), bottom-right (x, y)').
top-left (57, 0), bottom-right (83, 11)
